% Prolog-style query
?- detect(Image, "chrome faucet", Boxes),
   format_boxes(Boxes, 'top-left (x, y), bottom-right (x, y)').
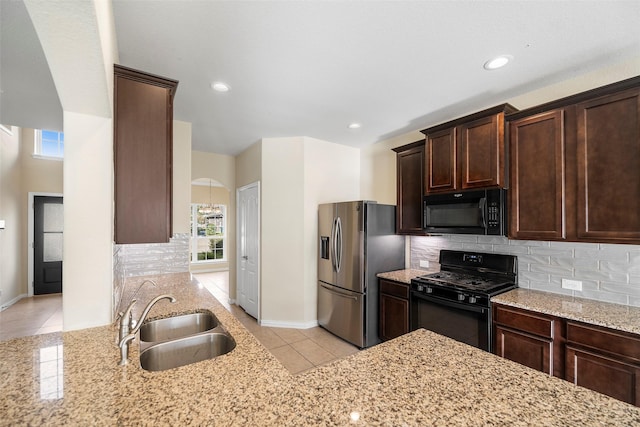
top-left (116, 279), bottom-right (158, 345)
top-left (118, 294), bottom-right (177, 365)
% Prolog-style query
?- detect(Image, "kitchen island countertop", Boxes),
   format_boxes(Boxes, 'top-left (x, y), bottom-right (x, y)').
top-left (1, 273), bottom-right (639, 426)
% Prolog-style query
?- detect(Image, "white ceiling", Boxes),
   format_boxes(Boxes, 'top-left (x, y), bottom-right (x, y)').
top-left (2, 1), bottom-right (640, 156)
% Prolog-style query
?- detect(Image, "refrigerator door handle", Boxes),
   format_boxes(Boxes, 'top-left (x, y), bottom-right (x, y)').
top-left (335, 216), bottom-right (342, 273)
top-left (330, 218), bottom-right (337, 272)
top-left (320, 283), bottom-right (358, 300)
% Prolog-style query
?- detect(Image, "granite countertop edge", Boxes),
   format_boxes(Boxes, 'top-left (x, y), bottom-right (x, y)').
top-left (1, 272), bottom-right (639, 425)
top-left (492, 288), bottom-right (640, 335)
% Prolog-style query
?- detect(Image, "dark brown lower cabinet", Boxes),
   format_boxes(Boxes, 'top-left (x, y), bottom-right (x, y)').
top-left (565, 321), bottom-right (640, 406)
top-left (379, 279), bottom-right (409, 341)
top-left (495, 326), bottom-right (553, 374)
top-left (493, 303), bottom-right (640, 407)
top-left (493, 304), bottom-right (564, 378)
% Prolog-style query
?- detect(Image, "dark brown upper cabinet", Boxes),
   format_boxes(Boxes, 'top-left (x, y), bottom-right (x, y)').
top-left (508, 76), bottom-right (640, 244)
top-left (575, 88), bottom-right (640, 243)
top-left (393, 140), bottom-right (425, 235)
top-left (509, 109), bottom-right (568, 241)
top-left (421, 104), bottom-right (517, 194)
top-left (114, 65), bottom-right (179, 244)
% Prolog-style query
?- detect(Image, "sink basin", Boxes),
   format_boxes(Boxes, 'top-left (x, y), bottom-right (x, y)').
top-left (139, 312), bottom-right (219, 343)
top-left (139, 332), bottom-right (236, 372)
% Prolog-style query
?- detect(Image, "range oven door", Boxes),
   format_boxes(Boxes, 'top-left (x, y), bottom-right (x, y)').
top-left (410, 291), bottom-right (491, 352)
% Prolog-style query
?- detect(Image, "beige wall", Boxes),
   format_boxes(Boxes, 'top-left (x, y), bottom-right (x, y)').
top-left (20, 128), bottom-right (64, 193)
top-left (261, 137), bottom-right (306, 323)
top-left (191, 185), bottom-right (230, 205)
top-left (0, 126), bottom-right (65, 308)
top-left (173, 120), bottom-right (192, 234)
top-left (0, 126), bottom-right (24, 307)
top-left (235, 141), bottom-right (262, 189)
top-left (191, 151), bottom-right (236, 293)
top-left (302, 137), bottom-right (360, 323)
top-left (259, 136), bottom-right (359, 326)
top-left (63, 112), bottom-right (113, 330)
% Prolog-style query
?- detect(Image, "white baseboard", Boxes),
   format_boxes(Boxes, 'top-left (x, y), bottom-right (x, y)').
top-left (190, 266), bottom-right (230, 274)
top-left (259, 319), bottom-right (319, 329)
top-left (0, 293), bottom-right (28, 311)
top-left (227, 298), bottom-right (236, 305)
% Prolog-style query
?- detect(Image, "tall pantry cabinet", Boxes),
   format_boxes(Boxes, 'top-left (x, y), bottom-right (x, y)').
top-left (113, 65), bottom-right (179, 244)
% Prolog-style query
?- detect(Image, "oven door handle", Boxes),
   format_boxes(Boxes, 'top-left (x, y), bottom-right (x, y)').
top-left (411, 292), bottom-right (488, 314)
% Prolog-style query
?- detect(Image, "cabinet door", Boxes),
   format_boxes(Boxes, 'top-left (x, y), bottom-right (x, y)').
top-left (379, 293), bottom-right (409, 341)
top-left (566, 346), bottom-right (640, 406)
top-left (396, 144), bottom-right (425, 234)
top-left (509, 110), bottom-right (566, 240)
top-left (426, 127), bottom-right (457, 193)
top-left (576, 87), bottom-right (640, 243)
top-left (495, 326), bottom-right (553, 375)
top-left (114, 66), bottom-right (177, 244)
top-left (459, 113), bottom-right (504, 189)
top-left (493, 304), bottom-right (563, 377)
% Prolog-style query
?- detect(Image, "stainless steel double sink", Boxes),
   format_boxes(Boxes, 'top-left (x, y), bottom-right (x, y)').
top-left (138, 311), bottom-right (236, 372)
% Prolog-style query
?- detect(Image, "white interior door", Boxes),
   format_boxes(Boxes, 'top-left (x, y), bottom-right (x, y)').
top-left (237, 182), bottom-right (260, 319)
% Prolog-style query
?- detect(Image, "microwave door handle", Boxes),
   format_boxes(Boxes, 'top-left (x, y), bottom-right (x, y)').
top-left (479, 198), bottom-right (487, 228)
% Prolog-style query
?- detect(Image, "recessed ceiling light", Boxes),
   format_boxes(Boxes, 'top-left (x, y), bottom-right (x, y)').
top-left (211, 82), bottom-right (230, 92)
top-left (483, 55), bottom-right (513, 70)
top-left (348, 123), bottom-right (361, 129)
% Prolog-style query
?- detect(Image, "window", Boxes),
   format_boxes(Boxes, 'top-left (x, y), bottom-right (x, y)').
top-left (190, 204), bottom-right (226, 262)
top-left (34, 129), bottom-right (64, 159)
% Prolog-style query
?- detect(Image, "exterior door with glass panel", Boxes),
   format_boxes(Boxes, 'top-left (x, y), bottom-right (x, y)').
top-left (34, 196), bottom-right (63, 295)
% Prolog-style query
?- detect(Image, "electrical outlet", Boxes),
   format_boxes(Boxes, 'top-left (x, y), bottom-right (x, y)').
top-left (562, 279), bottom-right (583, 291)
top-left (420, 260), bottom-right (430, 268)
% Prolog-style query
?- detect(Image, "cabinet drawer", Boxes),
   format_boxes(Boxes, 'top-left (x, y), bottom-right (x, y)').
top-left (566, 321), bottom-right (640, 362)
top-left (494, 305), bottom-right (553, 339)
top-left (379, 279), bottom-right (409, 299)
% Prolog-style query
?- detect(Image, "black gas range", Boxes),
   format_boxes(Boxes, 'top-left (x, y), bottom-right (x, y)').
top-left (410, 250), bottom-right (517, 352)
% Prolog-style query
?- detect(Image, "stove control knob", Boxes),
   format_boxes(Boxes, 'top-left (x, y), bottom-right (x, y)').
top-left (468, 296), bottom-right (477, 304)
top-left (457, 294), bottom-right (466, 302)
top-left (417, 285), bottom-right (424, 292)
top-left (425, 287), bottom-right (433, 294)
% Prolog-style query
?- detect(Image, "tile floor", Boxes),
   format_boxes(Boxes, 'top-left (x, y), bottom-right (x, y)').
top-left (0, 294), bottom-right (63, 342)
top-left (0, 272), bottom-right (360, 375)
top-left (195, 271), bottom-right (360, 374)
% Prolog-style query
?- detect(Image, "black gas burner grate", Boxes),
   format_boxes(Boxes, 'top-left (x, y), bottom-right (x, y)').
top-left (417, 271), bottom-right (513, 293)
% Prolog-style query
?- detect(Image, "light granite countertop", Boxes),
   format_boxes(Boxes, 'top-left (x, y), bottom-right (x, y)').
top-left (2, 273), bottom-right (640, 426)
top-left (492, 288), bottom-right (640, 335)
top-left (377, 268), bottom-right (436, 284)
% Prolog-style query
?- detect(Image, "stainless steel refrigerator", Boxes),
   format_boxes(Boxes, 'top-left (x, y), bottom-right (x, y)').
top-left (317, 201), bottom-right (405, 348)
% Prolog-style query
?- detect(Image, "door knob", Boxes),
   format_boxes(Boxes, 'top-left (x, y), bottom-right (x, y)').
top-left (242, 255), bottom-right (248, 260)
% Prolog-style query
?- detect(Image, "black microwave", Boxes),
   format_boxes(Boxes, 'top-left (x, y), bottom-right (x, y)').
top-left (423, 189), bottom-right (506, 235)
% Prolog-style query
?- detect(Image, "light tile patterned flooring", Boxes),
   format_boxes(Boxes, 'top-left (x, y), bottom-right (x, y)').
top-left (0, 294), bottom-right (63, 342)
top-left (1, 272), bottom-right (359, 374)
top-left (195, 272), bottom-right (360, 374)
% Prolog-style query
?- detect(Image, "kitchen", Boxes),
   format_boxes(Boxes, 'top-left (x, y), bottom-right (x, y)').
top-left (2, 0), bottom-right (640, 425)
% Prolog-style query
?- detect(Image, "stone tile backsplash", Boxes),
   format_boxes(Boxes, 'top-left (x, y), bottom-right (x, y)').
top-left (410, 235), bottom-right (640, 307)
top-left (112, 234), bottom-right (190, 318)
